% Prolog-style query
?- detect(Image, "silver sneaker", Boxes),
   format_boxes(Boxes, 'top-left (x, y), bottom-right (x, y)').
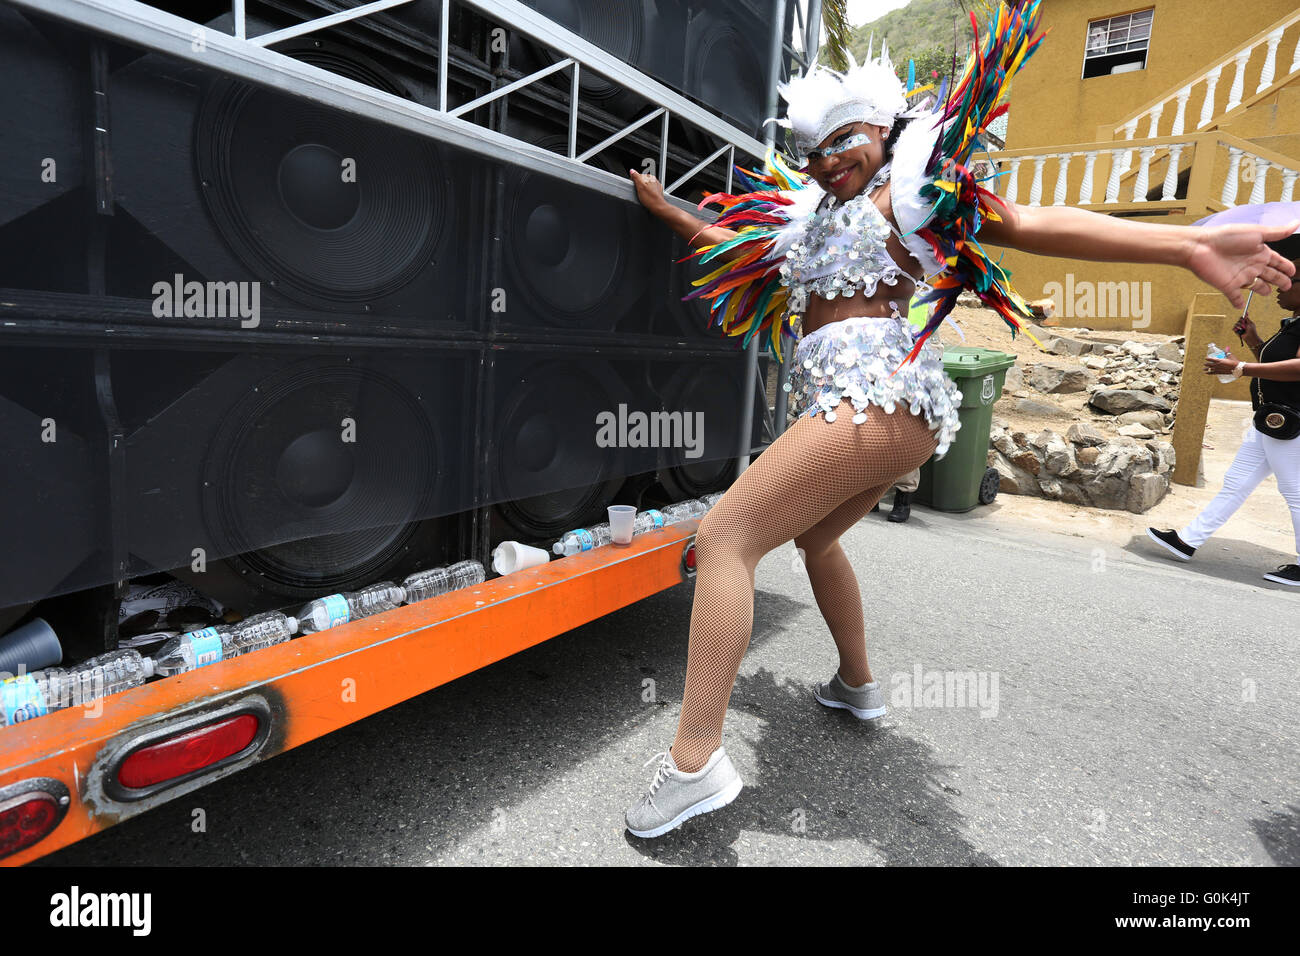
top-left (814, 672), bottom-right (887, 720)
top-left (625, 747), bottom-right (743, 838)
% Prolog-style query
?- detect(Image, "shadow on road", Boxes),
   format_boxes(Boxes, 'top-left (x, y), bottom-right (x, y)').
top-left (622, 667), bottom-right (998, 866)
top-left (1252, 804), bottom-right (1300, 866)
top-left (1121, 532), bottom-right (1297, 590)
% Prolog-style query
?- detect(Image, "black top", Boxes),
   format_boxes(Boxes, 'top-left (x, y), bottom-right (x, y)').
top-left (1251, 314), bottom-right (1300, 410)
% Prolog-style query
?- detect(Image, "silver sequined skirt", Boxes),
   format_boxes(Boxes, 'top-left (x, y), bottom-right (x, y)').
top-left (783, 315), bottom-right (963, 458)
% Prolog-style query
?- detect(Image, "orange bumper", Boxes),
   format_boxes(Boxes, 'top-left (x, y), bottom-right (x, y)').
top-left (0, 521), bottom-right (697, 865)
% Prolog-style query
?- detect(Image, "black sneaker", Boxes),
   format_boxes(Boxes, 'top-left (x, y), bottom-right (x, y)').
top-left (888, 490), bottom-right (912, 523)
top-left (1146, 528), bottom-right (1195, 561)
top-left (1262, 564), bottom-right (1300, 586)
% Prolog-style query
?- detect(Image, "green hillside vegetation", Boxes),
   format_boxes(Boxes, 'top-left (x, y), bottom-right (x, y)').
top-left (848, 0), bottom-right (976, 71)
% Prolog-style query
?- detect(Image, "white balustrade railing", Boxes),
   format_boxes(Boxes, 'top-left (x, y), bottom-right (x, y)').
top-left (1028, 155), bottom-right (1046, 205)
top-left (985, 136), bottom-right (1300, 210)
top-left (1052, 153), bottom-right (1072, 205)
top-left (1218, 143), bottom-right (1299, 207)
top-left (1198, 66), bottom-right (1223, 129)
top-left (1221, 146), bottom-right (1245, 205)
top-left (1170, 86), bottom-right (1192, 136)
top-left (1078, 151), bottom-right (1098, 204)
top-left (1114, 10), bottom-right (1300, 139)
top-left (1224, 49), bottom-right (1252, 112)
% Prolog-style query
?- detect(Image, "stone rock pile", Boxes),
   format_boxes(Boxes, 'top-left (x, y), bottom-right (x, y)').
top-left (999, 333), bottom-right (1185, 437)
top-left (988, 420), bottom-right (1176, 514)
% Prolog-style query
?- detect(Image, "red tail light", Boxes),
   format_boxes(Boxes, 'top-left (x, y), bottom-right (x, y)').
top-left (117, 714), bottom-right (260, 790)
top-left (684, 543), bottom-right (696, 572)
top-left (0, 783), bottom-right (67, 859)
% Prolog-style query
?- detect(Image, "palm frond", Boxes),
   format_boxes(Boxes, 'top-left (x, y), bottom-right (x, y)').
top-left (820, 0), bottom-right (853, 73)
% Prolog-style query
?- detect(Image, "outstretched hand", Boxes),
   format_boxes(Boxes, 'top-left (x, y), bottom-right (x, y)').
top-left (1186, 219), bottom-right (1299, 309)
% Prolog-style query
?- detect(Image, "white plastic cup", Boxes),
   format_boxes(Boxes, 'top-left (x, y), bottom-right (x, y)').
top-left (608, 505), bottom-right (636, 545)
top-left (491, 541), bottom-right (551, 575)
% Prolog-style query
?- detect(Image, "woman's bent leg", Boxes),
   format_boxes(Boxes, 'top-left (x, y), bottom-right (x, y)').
top-left (794, 482), bottom-right (895, 687)
top-left (670, 402), bottom-right (937, 772)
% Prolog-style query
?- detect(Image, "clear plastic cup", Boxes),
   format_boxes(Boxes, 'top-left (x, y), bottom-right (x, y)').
top-left (608, 505), bottom-right (636, 545)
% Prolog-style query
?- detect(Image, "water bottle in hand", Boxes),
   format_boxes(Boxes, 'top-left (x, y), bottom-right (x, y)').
top-left (1207, 343), bottom-right (1236, 384)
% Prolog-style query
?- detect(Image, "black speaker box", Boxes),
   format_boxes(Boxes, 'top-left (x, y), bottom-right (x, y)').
top-left (0, 4), bottom-right (767, 632)
top-left (119, 345), bottom-right (474, 613)
top-left (0, 345), bottom-right (103, 622)
top-left (107, 27), bottom-right (484, 331)
top-left (682, 0), bottom-right (790, 139)
top-left (490, 106), bottom-right (730, 346)
top-left (486, 347), bottom-right (763, 541)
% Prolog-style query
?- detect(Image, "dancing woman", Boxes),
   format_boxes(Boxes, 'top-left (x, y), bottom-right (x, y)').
top-left (623, 0), bottom-right (1297, 838)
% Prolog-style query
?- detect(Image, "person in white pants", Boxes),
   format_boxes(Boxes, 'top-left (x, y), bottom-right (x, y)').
top-left (1148, 269), bottom-right (1300, 585)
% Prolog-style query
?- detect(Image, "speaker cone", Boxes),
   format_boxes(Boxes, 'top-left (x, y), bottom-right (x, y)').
top-left (657, 363), bottom-right (746, 499)
top-left (511, 0), bottom-right (645, 109)
top-left (492, 358), bottom-right (628, 537)
top-left (200, 361), bottom-right (443, 592)
top-left (685, 17), bottom-right (765, 136)
top-left (194, 39), bottom-right (445, 309)
top-left (499, 129), bottom-right (648, 329)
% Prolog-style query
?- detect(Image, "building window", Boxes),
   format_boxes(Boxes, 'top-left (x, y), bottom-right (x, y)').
top-left (1082, 9), bottom-right (1153, 78)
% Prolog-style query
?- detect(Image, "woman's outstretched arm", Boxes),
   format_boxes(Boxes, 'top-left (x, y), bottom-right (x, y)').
top-left (977, 196), bottom-right (1299, 310)
top-left (629, 169), bottom-right (743, 258)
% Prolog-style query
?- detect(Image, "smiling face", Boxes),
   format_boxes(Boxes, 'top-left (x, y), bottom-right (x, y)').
top-left (805, 122), bottom-right (890, 201)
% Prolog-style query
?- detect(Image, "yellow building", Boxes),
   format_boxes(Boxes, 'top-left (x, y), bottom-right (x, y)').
top-left (976, 1), bottom-right (1300, 479)
top-left (984, 0), bottom-right (1299, 335)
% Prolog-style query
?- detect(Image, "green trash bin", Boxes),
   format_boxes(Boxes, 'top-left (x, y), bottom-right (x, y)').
top-left (915, 346), bottom-right (1017, 512)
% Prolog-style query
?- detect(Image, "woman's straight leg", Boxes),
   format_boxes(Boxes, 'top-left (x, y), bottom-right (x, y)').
top-left (670, 400), bottom-right (937, 772)
top-left (1262, 432), bottom-right (1300, 561)
top-left (1181, 431), bottom-right (1274, 548)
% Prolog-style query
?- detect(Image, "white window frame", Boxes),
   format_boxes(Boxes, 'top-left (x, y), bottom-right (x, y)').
top-left (1081, 8), bottom-right (1154, 79)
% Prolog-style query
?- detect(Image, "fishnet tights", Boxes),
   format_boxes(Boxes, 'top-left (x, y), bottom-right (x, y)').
top-left (670, 399), bottom-right (939, 773)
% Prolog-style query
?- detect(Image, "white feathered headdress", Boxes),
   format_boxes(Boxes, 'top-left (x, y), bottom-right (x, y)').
top-left (770, 35), bottom-right (929, 156)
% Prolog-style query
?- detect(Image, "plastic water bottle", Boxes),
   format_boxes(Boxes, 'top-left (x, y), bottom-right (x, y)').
top-left (662, 500), bottom-right (707, 523)
top-left (296, 583), bottom-right (406, 635)
top-left (402, 560), bottom-right (486, 603)
top-left (1207, 343), bottom-right (1236, 384)
top-left (151, 626), bottom-right (235, 677)
top-left (634, 510), bottom-right (668, 533)
top-left (151, 612), bottom-right (299, 676)
top-left (227, 611), bottom-right (299, 653)
top-left (553, 524), bottom-right (614, 557)
top-left (702, 491), bottom-right (725, 509)
top-left (1, 649), bottom-right (154, 725)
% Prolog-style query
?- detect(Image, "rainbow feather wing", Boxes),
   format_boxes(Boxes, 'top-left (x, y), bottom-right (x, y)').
top-left (680, 149), bottom-right (811, 364)
top-left (901, 0), bottom-right (1050, 369)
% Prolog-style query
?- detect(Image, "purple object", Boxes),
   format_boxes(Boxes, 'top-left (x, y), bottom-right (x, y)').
top-left (1194, 201), bottom-right (1300, 258)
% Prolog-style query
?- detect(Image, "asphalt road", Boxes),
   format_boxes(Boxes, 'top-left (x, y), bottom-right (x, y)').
top-left (37, 504), bottom-right (1299, 866)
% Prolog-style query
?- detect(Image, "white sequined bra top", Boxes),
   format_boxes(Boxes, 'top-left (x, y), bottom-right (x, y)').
top-left (776, 184), bottom-right (928, 318)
